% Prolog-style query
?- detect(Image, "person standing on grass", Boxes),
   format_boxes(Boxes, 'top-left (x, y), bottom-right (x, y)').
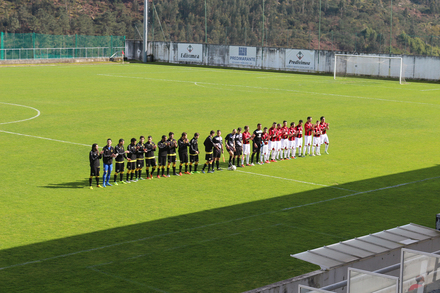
top-left (157, 135), bottom-right (168, 178)
top-left (144, 136), bottom-right (157, 179)
top-left (250, 123), bottom-right (263, 165)
top-left (202, 130), bottom-right (215, 174)
top-left (225, 129), bottom-right (236, 167)
top-left (303, 117), bottom-right (313, 157)
top-left (178, 132), bottom-right (190, 175)
top-left (242, 126), bottom-right (252, 166)
top-left (212, 130), bottom-right (223, 171)
top-left (261, 127), bottom-right (270, 163)
top-left (102, 138), bottom-right (116, 187)
top-left (311, 121), bottom-right (322, 156)
top-left (234, 127), bottom-right (243, 167)
top-left (189, 133), bottom-right (200, 174)
top-left (288, 122), bottom-right (297, 159)
top-left (136, 136), bottom-right (146, 180)
top-left (113, 139), bottom-right (129, 185)
top-left (320, 116), bottom-right (330, 154)
top-left (126, 138), bottom-right (137, 182)
top-left (281, 121), bottom-right (290, 160)
top-left (268, 122), bottom-right (277, 162)
top-left (167, 132), bottom-right (178, 176)
top-left (295, 120), bottom-right (304, 157)
top-left (89, 143), bottom-right (103, 189)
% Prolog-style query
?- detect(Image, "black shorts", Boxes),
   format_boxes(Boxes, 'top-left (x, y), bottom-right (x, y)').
top-left (179, 152), bottom-right (188, 163)
top-left (115, 161), bottom-right (125, 173)
top-left (205, 153), bottom-right (213, 161)
top-left (158, 155), bottom-right (167, 166)
top-left (127, 161), bottom-right (136, 170)
top-left (145, 158), bottom-right (156, 167)
top-left (90, 166), bottom-right (100, 177)
top-left (167, 154), bottom-right (176, 164)
top-left (252, 144), bottom-right (260, 153)
top-left (235, 146), bottom-right (243, 156)
top-left (190, 154), bottom-right (199, 163)
top-left (136, 158), bottom-right (144, 169)
top-left (213, 148), bottom-right (221, 158)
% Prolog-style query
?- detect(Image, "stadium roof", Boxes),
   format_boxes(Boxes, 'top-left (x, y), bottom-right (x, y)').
top-left (290, 223), bottom-right (440, 270)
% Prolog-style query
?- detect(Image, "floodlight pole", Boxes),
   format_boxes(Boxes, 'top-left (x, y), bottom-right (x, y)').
top-left (143, 0), bottom-right (148, 63)
top-left (389, 0), bottom-right (392, 55)
top-left (205, 0), bottom-right (207, 44)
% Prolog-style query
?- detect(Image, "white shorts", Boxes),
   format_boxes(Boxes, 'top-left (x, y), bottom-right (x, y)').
top-left (261, 144), bottom-right (269, 154)
top-left (321, 134), bottom-right (329, 145)
top-left (295, 137), bottom-right (302, 148)
top-left (304, 135), bottom-right (312, 146)
top-left (269, 141), bottom-right (276, 151)
top-left (243, 144), bottom-right (251, 155)
top-left (289, 140), bottom-right (295, 148)
top-left (313, 136), bottom-right (321, 147)
top-left (281, 139), bottom-right (288, 149)
top-left (276, 141), bottom-right (282, 151)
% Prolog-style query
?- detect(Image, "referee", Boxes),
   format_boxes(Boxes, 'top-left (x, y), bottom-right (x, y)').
top-left (250, 123), bottom-right (263, 165)
top-left (202, 130), bottom-right (215, 174)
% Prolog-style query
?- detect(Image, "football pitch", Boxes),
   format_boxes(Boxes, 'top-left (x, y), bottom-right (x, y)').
top-left (1, 62), bottom-right (440, 292)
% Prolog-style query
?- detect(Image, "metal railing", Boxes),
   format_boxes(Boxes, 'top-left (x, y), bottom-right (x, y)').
top-left (0, 47), bottom-right (125, 60)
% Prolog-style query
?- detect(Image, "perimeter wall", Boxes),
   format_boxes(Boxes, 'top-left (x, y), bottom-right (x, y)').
top-left (125, 40), bottom-right (440, 81)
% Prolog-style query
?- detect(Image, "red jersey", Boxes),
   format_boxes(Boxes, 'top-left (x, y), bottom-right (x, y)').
top-left (288, 127), bottom-right (296, 141)
top-left (313, 125), bottom-right (321, 137)
top-left (281, 126), bottom-right (289, 139)
top-left (262, 133), bottom-right (269, 145)
top-left (268, 127), bottom-right (277, 142)
top-left (304, 122), bottom-right (313, 136)
top-left (320, 122), bottom-right (328, 134)
top-left (295, 125), bottom-right (303, 138)
top-left (275, 128), bottom-right (282, 141)
top-left (242, 131), bottom-right (251, 144)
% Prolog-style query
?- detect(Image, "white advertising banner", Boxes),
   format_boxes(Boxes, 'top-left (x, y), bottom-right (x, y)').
top-left (229, 46), bottom-right (257, 66)
top-left (178, 43), bottom-right (203, 62)
top-left (285, 49), bottom-right (315, 70)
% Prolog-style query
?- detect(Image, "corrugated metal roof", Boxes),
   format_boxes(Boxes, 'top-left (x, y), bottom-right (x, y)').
top-left (290, 223), bottom-right (440, 270)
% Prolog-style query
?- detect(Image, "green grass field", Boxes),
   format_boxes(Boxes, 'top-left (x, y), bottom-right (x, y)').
top-left (1, 62), bottom-right (439, 292)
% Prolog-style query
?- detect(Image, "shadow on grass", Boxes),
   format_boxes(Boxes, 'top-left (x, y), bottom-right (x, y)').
top-left (1, 165), bottom-right (440, 292)
top-left (39, 178), bottom-right (90, 189)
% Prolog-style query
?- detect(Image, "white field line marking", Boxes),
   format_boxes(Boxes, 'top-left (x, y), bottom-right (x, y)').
top-left (0, 130), bottom-right (89, 147)
top-left (235, 170), bottom-right (356, 192)
top-left (421, 88), bottom-right (440, 91)
top-left (0, 102), bottom-right (41, 125)
top-left (2, 175), bottom-right (438, 272)
top-left (99, 74), bottom-right (440, 107)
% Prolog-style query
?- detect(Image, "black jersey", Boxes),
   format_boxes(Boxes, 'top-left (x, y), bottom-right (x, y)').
top-left (136, 142), bottom-right (146, 159)
top-left (178, 138), bottom-right (189, 154)
top-left (235, 133), bottom-right (243, 147)
top-left (252, 129), bottom-right (263, 145)
top-left (145, 142), bottom-right (156, 158)
top-left (225, 133), bottom-right (235, 148)
top-left (157, 140), bottom-right (168, 157)
top-left (126, 144), bottom-right (137, 160)
top-left (212, 135), bottom-right (223, 150)
top-left (167, 138), bottom-right (177, 155)
top-left (89, 151), bottom-right (102, 167)
top-left (115, 145), bottom-right (127, 162)
top-left (189, 137), bottom-right (199, 154)
top-left (102, 146), bottom-right (115, 165)
top-left (203, 136), bottom-right (214, 152)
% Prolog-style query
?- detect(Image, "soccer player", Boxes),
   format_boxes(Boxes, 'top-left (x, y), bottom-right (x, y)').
top-left (144, 136), bottom-right (157, 179)
top-left (225, 129), bottom-right (236, 167)
top-left (320, 116), bottom-right (330, 154)
top-left (157, 135), bottom-right (168, 178)
top-left (260, 127), bottom-right (270, 163)
top-left (136, 136), bottom-right (146, 180)
top-left (126, 138), bottom-right (137, 182)
top-left (250, 123), bottom-right (263, 165)
top-left (268, 122), bottom-right (277, 162)
top-left (113, 139), bottom-right (129, 185)
top-left (312, 120), bottom-right (322, 156)
top-left (167, 132), bottom-right (178, 176)
top-left (295, 120), bottom-right (304, 157)
top-left (102, 138), bottom-right (116, 187)
top-left (234, 127), bottom-right (243, 167)
top-left (178, 132), bottom-right (190, 175)
top-left (89, 143), bottom-right (103, 189)
top-left (303, 116), bottom-right (313, 157)
top-left (242, 126), bottom-right (252, 166)
top-left (189, 133), bottom-right (200, 173)
top-left (212, 130), bottom-right (223, 171)
top-left (202, 130), bottom-right (215, 173)
top-left (281, 121), bottom-right (290, 160)
top-left (288, 122), bottom-right (297, 159)
top-left (275, 123), bottom-right (283, 160)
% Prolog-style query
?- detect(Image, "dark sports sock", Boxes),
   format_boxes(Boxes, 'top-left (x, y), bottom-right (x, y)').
top-left (194, 163), bottom-right (198, 171)
top-left (95, 177), bottom-right (99, 185)
top-left (202, 163), bottom-right (207, 170)
top-left (173, 166), bottom-right (176, 174)
top-left (167, 168), bottom-right (170, 176)
top-left (120, 173), bottom-right (124, 181)
top-left (229, 156), bottom-right (232, 165)
top-left (251, 153), bottom-right (255, 163)
top-left (130, 172), bottom-right (134, 180)
top-left (161, 167), bottom-right (165, 176)
top-left (146, 168), bottom-right (150, 178)
top-left (139, 170), bottom-right (142, 178)
top-left (179, 164), bottom-right (182, 173)
top-left (189, 163), bottom-right (192, 172)
top-left (134, 170), bottom-right (138, 179)
top-left (216, 161), bottom-right (219, 169)
top-left (185, 164), bottom-right (188, 172)
top-left (89, 177), bottom-right (93, 186)
top-left (114, 174), bottom-right (117, 182)
top-left (151, 167), bottom-right (155, 176)
top-left (126, 172), bottom-right (129, 181)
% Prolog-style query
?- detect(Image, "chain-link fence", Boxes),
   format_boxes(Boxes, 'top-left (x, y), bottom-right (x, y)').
top-left (0, 33), bottom-right (125, 60)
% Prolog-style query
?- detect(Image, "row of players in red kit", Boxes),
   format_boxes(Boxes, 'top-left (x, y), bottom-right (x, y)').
top-left (225, 116), bottom-right (330, 168)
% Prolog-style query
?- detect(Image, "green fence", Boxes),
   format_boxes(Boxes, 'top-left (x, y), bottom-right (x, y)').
top-left (0, 33), bottom-right (125, 60)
